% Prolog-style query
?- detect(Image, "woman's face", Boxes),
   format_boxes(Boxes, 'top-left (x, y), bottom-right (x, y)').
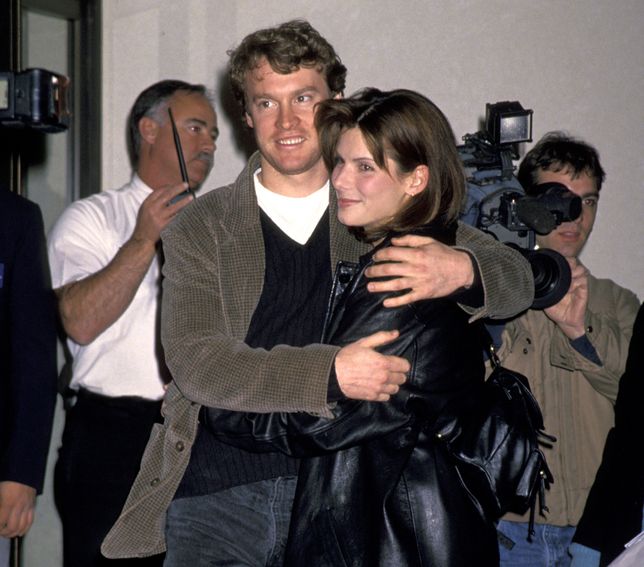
top-left (331, 128), bottom-right (416, 231)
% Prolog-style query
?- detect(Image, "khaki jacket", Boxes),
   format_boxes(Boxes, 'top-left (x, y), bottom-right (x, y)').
top-left (500, 275), bottom-right (639, 526)
top-left (102, 152), bottom-right (534, 558)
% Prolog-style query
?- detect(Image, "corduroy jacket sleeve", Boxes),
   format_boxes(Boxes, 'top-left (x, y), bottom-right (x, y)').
top-left (454, 222), bottom-right (534, 321)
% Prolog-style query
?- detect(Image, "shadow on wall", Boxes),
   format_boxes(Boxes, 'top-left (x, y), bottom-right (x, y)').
top-left (217, 68), bottom-right (256, 161)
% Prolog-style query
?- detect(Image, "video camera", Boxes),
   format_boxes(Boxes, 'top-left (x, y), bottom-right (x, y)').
top-left (459, 102), bottom-right (580, 309)
top-left (0, 68), bottom-right (70, 133)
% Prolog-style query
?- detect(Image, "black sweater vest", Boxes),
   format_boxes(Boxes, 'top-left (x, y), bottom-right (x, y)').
top-left (176, 209), bottom-right (332, 498)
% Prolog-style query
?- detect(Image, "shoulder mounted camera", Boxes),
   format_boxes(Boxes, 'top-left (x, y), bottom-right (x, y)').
top-left (459, 102), bottom-right (581, 309)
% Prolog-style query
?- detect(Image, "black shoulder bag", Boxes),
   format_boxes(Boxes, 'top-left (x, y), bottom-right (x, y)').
top-left (435, 329), bottom-right (555, 538)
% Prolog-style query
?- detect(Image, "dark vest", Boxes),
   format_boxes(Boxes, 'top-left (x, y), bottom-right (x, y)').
top-left (175, 209), bottom-right (332, 497)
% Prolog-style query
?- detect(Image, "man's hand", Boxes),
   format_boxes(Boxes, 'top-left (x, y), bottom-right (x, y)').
top-left (131, 182), bottom-right (194, 246)
top-left (365, 234), bottom-right (474, 308)
top-left (334, 330), bottom-right (409, 401)
top-left (545, 258), bottom-right (589, 339)
top-left (56, 182), bottom-right (194, 345)
top-left (0, 481), bottom-right (37, 538)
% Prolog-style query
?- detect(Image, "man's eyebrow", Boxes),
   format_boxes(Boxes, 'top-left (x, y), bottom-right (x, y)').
top-left (185, 117), bottom-right (208, 125)
top-left (185, 117), bottom-right (219, 138)
top-left (292, 86), bottom-right (323, 96)
top-left (251, 85), bottom-right (323, 101)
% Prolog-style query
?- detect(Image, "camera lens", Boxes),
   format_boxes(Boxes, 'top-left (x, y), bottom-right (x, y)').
top-left (523, 248), bottom-right (571, 309)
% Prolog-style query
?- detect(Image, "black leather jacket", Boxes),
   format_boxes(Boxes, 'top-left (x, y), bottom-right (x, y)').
top-left (205, 225), bottom-right (499, 566)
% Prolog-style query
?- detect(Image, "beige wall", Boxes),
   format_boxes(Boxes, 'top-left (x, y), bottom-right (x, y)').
top-left (102, 0), bottom-right (644, 299)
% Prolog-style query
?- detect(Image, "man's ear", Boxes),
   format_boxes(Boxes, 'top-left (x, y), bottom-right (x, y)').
top-left (333, 91), bottom-right (343, 100)
top-left (406, 165), bottom-right (429, 196)
top-left (139, 116), bottom-right (159, 145)
top-left (244, 111), bottom-right (254, 129)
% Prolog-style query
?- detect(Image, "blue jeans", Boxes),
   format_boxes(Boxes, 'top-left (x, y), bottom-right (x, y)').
top-left (164, 476), bottom-right (297, 567)
top-left (0, 537), bottom-right (8, 567)
top-left (498, 520), bottom-right (575, 567)
top-left (569, 543), bottom-right (601, 567)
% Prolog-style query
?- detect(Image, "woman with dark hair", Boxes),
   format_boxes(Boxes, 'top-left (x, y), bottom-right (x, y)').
top-left (207, 88), bottom-right (499, 566)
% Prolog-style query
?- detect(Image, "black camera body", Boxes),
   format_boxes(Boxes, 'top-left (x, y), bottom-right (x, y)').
top-left (475, 183), bottom-right (582, 250)
top-left (459, 102), bottom-right (580, 309)
top-left (0, 68), bottom-right (70, 132)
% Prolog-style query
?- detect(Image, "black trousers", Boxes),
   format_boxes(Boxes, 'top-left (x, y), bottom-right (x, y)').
top-left (54, 390), bottom-right (164, 567)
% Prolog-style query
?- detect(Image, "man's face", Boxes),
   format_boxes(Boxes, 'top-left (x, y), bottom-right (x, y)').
top-left (150, 92), bottom-right (218, 189)
top-left (243, 58), bottom-right (333, 191)
top-left (535, 168), bottom-right (599, 259)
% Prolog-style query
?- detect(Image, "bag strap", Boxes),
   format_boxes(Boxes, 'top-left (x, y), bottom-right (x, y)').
top-left (477, 322), bottom-right (502, 370)
top-left (487, 341), bottom-right (501, 369)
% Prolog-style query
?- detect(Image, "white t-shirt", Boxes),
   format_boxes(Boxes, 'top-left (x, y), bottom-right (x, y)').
top-left (47, 175), bottom-right (165, 400)
top-left (254, 171), bottom-right (329, 244)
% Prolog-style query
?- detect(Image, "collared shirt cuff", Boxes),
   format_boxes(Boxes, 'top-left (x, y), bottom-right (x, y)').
top-left (570, 333), bottom-right (602, 365)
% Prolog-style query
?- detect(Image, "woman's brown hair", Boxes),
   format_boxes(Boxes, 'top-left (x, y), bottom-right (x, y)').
top-left (316, 88), bottom-right (466, 242)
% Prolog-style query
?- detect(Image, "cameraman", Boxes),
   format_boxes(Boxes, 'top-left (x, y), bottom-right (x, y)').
top-left (495, 132), bottom-right (640, 566)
